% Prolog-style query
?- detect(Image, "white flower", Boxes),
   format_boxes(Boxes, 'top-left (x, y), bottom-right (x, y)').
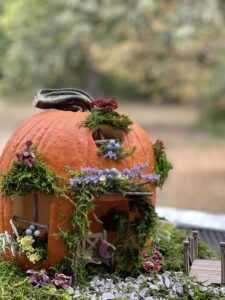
top-left (99, 175), bottom-right (106, 182)
top-left (117, 174), bottom-right (128, 180)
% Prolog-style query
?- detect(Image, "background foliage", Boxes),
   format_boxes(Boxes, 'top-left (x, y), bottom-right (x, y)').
top-left (0, 0), bottom-right (224, 118)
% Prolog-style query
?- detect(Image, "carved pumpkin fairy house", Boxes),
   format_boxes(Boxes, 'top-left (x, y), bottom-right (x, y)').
top-left (0, 89), bottom-right (172, 278)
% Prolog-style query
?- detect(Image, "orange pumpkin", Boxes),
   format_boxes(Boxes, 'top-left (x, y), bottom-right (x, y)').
top-left (0, 91), bottom-right (155, 269)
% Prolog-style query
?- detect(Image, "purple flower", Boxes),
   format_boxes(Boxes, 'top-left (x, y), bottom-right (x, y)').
top-left (143, 174), bottom-right (160, 182)
top-left (142, 251), bottom-right (150, 259)
top-left (26, 269), bottom-right (50, 286)
top-left (81, 167), bottom-right (89, 173)
top-left (139, 162), bottom-right (149, 170)
top-left (90, 176), bottom-right (99, 184)
top-left (122, 168), bottom-right (130, 175)
top-left (15, 141), bottom-right (36, 168)
top-left (105, 151), bottom-right (117, 159)
top-left (138, 173), bottom-right (144, 179)
top-left (84, 176), bottom-right (92, 184)
top-left (97, 170), bottom-right (103, 176)
top-left (132, 165), bottom-right (139, 173)
top-left (51, 273), bottom-right (72, 288)
top-left (15, 152), bottom-right (23, 161)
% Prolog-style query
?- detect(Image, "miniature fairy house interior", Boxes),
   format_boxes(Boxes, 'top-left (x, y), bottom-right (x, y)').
top-left (0, 89), bottom-right (172, 282)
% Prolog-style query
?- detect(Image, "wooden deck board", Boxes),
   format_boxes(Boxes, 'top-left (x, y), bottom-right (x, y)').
top-left (190, 259), bottom-right (221, 284)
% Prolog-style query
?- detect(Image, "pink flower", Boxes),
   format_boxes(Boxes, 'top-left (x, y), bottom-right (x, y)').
top-left (155, 139), bottom-right (165, 152)
top-left (91, 97), bottom-right (118, 111)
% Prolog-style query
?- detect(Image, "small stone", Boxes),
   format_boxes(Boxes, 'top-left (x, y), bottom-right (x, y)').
top-left (101, 292), bottom-right (115, 300)
top-left (172, 282), bottom-right (183, 295)
top-left (148, 283), bottom-right (159, 291)
top-left (139, 288), bottom-right (149, 298)
top-left (73, 290), bottom-right (81, 299)
top-left (137, 275), bottom-right (146, 283)
top-left (164, 277), bottom-right (170, 288)
top-left (156, 274), bottom-right (163, 284)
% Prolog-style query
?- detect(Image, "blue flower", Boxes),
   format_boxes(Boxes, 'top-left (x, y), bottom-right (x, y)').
top-left (89, 167), bottom-right (100, 175)
top-left (75, 177), bottom-right (83, 184)
top-left (110, 168), bottom-right (120, 175)
top-left (139, 162), bottom-right (149, 170)
top-left (122, 168), bottom-right (130, 176)
top-left (114, 143), bottom-right (121, 150)
top-left (138, 173), bottom-right (144, 179)
top-left (109, 139), bottom-right (116, 145)
top-left (90, 176), bottom-right (99, 184)
top-left (144, 174), bottom-right (160, 182)
top-left (84, 176), bottom-right (92, 184)
top-left (132, 165), bottom-right (139, 173)
top-left (97, 170), bottom-right (103, 176)
top-left (107, 174), bottom-right (114, 181)
top-left (81, 167), bottom-right (91, 173)
top-left (106, 144), bottom-right (113, 150)
top-left (103, 168), bottom-right (110, 175)
top-left (105, 151), bottom-right (117, 160)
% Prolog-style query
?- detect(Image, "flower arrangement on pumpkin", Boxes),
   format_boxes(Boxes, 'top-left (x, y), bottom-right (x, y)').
top-left (98, 138), bottom-right (136, 160)
top-left (83, 97), bottom-right (133, 132)
top-left (0, 141), bottom-right (63, 197)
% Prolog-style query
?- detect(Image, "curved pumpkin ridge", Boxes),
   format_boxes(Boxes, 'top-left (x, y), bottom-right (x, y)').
top-left (133, 124), bottom-right (155, 170)
top-left (131, 123), bottom-right (156, 201)
top-left (32, 112), bottom-right (64, 154)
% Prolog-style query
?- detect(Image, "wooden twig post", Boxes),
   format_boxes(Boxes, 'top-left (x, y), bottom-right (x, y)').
top-left (220, 242), bottom-right (225, 284)
top-left (183, 240), bottom-right (190, 275)
top-left (188, 236), bottom-right (194, 262)
top-left (192, 231), bottom-right (198, 260)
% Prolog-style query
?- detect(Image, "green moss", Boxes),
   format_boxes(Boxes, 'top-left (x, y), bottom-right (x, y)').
top-left (83, 108), bottom-right (133, 132)
top-left (0, 148), bottom-right (64, 197)
top-left (153, 143), bottom-right (173, 188)
top-left (59, 170), bottom-right (157, 281)
top-left (0, 259), bottom-right (70, 300)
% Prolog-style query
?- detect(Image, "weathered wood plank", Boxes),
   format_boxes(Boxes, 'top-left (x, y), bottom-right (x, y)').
top-left (190, 259), bottom-right (221, 284)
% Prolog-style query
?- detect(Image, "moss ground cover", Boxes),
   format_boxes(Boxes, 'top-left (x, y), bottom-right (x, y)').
top-left (0, 260), bottom-right (70, 300)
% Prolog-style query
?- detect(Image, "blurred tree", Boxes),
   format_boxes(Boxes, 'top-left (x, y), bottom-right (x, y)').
top-left (0, 0), bottom-right (224, 107)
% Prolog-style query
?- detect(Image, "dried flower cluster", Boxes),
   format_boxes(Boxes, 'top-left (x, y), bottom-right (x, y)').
top-left (91, 97), bottom-right (118, 111)
top-left (142, 246), bottom-right (164, 274)
top-left (15, 141), bottom-right (35, 168)
top-left (27, 270), bottom-right (73, 292)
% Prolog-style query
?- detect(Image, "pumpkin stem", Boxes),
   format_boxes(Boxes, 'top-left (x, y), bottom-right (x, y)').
top-left (33, 88), bottom-right (94, 112)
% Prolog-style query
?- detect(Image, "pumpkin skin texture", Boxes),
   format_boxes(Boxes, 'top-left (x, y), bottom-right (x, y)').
top-left (0, 110), bottom-right (155, 268)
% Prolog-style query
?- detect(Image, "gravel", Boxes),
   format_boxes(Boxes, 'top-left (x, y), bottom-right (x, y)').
top-left (71, 271), bottom-right (225, 299)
